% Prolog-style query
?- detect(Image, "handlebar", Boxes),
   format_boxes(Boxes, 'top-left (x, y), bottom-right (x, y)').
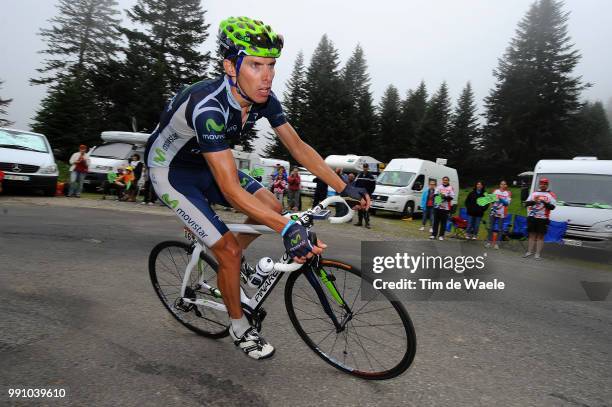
top-left (274, 262), bottom-right (303, 273)
top-left (312, 196), bottom-right (354, 224)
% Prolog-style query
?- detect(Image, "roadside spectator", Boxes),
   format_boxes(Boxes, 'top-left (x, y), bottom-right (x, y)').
top-left (486, 180), bottom-right (512, 249)
top-left (141, 167), bottom-right (158, 205)
top-left (128, 153), bottom-right (144, 201)
top-left (523, 178), bottom-right (557, 260)
top-left (313, 176), bottom-right (328, 207)
top-left (430, 176), bottom-right (455, 241)
top-left (68, 144), bottom-right (90, 197)
top-left (419, 179), bottom-right (437, 233)
top-left (464, 181), bottom-right (488, 240)
top-left (272, 174), bottom-right (287, 208)
top-left (101, 168), bottom-right (121, 200)
top-left (287, 167), bottom-right (301, 211)
top-left (347, 173), bottom-right (356, 184)
top-left (115, 166), bottom-right (136, 201)
top-left (354, 163), bottom-right (376, 229)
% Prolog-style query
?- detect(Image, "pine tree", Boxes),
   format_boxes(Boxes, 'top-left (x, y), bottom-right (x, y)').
top-left (31, 0), bottom-right (121, 86)
top-left (32, 77), bottom-right (100, 156)
top-left (0, 80), bottom-right (13, 127)
top-left (265, 51), bottom-right (306, 160)
top-left (300, 35), bottom-right (344, 158)
top-left (483, 0), bottom-right (586, 174)
top-left (341, 45), bottom-right (377, 156)
top-left (119, 0), bottom-right (211, 131)
top-left (572, 101), bottom-right (612, 159)
top-left (398, 81), bottom-right (428, 157)
top-left (417, 82), bottom-right (451, 162)
top-left (448, 82), bottom-right (480, 172)
top-left (377, 85), bottom-right (402, 161)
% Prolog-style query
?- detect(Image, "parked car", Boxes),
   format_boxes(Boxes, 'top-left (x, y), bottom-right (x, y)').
top-left (0, 127), bottom-right (58, 196)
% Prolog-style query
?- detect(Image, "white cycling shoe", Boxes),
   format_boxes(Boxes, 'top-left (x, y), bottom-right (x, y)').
top-left (230, 326), bottom-right (275, 360)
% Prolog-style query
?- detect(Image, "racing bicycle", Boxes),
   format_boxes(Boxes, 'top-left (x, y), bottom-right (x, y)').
top-left (148, 196), bottom-right (416, 380)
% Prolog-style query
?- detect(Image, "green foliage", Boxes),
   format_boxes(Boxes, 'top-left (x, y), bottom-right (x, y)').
top-left (31, 0), bottom-right (121, 86)
top-left (118, 0), bottom-right (211, 131)
top-left (398, 81), bottom-right (428, 158)
top-left (571, 101), bottom-right (612, 158)
top-left (0, 79), bottom-right (13, 127)
top-left (416, 82), bottom-right (451, 161)
top-left (377, 85), bottom-right (402, 161)
top-left (299, 35), bottom-right (345, 158)
top-left (448, 82), bottom-right (480, 173)
top-left (483, 0), bottom-right (586, 175)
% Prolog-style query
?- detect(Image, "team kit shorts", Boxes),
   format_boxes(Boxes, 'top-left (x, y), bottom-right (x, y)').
top-left (150, 167), bottom-right (264, 247)
top-left (527, 217), bottom-right (549, 234)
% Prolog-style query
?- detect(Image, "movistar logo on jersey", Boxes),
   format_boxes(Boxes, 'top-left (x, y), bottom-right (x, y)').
top-left (153, 148), bottom-right (166, 164)
top-left (161, 193), bottom-right (179, 209)
top-left (206, 118), bottom-right (225, 133)
top-left (240, 177), bottom-right (248, 187)
top-left (290, 234), bottom-right (302, 246)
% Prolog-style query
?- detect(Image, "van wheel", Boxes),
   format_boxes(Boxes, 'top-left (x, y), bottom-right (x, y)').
top-left (402, 202), bottom-right (414, 218)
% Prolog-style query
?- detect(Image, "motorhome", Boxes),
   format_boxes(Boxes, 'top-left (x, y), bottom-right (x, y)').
top-left (532, 157), bottom-right (612, 243)
top-left (371, 158), bottom-right (459, 217)
top-left (0, 127), bottom-right (59, 196)
top-left (85, 131), bottom-right (150, 188)
top-left (325, 154), bottom-right (382, 174)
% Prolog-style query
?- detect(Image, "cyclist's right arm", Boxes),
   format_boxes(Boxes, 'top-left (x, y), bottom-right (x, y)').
top-left (204, 150), bottom-right (321, 260)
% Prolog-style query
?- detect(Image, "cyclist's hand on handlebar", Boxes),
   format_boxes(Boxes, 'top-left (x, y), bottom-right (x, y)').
top-left (282, 221), bottom-right (313, 260)
top-left (341, 184), bottom-right (371, 210)
top-left (295, 239), bottom-right (326, 264)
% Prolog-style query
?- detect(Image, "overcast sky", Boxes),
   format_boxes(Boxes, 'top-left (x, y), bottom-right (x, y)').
top-left (1, 0), bottom-right (610, 153)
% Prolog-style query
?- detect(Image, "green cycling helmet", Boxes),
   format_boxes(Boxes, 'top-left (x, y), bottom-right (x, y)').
top-left (218, 16), bottom-right (283, 58)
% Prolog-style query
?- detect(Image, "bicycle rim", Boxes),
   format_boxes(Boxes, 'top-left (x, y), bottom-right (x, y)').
top-left (284, 259), bottom-right (416, 380)
top-left (149, 241), bottom-right (229, 338)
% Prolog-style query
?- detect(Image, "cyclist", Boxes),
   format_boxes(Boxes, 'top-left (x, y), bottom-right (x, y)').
top-left (145, 16), bottom-right (369, 360)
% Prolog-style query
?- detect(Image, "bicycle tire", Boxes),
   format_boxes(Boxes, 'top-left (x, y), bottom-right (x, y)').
top-left (149, 240), bottom-right (229, 338)
top-left (284, 259), bottom-right (416, 380)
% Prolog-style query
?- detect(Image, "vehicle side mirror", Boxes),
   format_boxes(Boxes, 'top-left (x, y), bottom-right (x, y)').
top-left (412, 182), bottom-right (423, 191)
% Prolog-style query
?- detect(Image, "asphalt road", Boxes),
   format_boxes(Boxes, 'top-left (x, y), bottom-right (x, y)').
top-left (0, 201), bottom-right (611, 407)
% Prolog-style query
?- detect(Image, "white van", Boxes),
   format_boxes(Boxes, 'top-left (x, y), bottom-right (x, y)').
top-left (532, 158), bottom-right (612, 242)
top-left (0, 127), bottom-right (58, 196)
top-left (85, 131), bottom-right (149, 188)
top-left (298, 167), bottom-right (316, 196)
top-left (371, 158), bottom-right (459, 217)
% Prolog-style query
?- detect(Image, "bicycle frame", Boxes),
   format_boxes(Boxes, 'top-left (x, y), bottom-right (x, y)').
top-left (178, 196), bottom-right (355, 329)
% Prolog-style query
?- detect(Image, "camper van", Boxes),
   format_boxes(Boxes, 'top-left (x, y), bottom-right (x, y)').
top-left (532, 158), bottom-right (612, 243)
top-left (325, 154), bottom-right (381, 174)
top-left (371, 158), bottom-right (459, 217)
top-left (84, 131), bottom-right (150, 188)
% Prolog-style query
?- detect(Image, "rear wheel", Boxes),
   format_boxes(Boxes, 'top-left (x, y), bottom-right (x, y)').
top-left (284, 259), bottom-right (416, 380)
top-left (402, 202), bottom-right (414, 218)
top-left (149, 241), bottom-right (229, 338)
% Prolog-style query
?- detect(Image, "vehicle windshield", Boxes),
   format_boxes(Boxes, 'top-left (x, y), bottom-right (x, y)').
top-left (0, 129), bottom-right (48, 153)
top-left (536, 173), bottom-right (612, 207)
top-left (90, 143), bottom-right (133, 159)
top-left (377, 171), bottom-right (415, 187)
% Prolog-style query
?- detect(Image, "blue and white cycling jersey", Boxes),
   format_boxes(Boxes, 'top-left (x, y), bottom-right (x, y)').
top-left (145, 76), bottom-right (288, 247)
top-left (145, 75), bottom-right (287, 169)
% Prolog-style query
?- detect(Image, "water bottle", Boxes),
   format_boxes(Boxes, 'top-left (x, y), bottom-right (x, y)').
top-left (247, 257), bottom-right (275, 288)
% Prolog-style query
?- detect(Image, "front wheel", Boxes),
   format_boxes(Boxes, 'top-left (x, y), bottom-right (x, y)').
top-left (149, 241), bottom-right (229, 338)
top-left (284, 259), bottom-right (416, 380)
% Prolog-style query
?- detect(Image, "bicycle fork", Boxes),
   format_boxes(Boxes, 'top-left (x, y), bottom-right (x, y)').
top-left (303, 266), bottom-right (353, 333)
